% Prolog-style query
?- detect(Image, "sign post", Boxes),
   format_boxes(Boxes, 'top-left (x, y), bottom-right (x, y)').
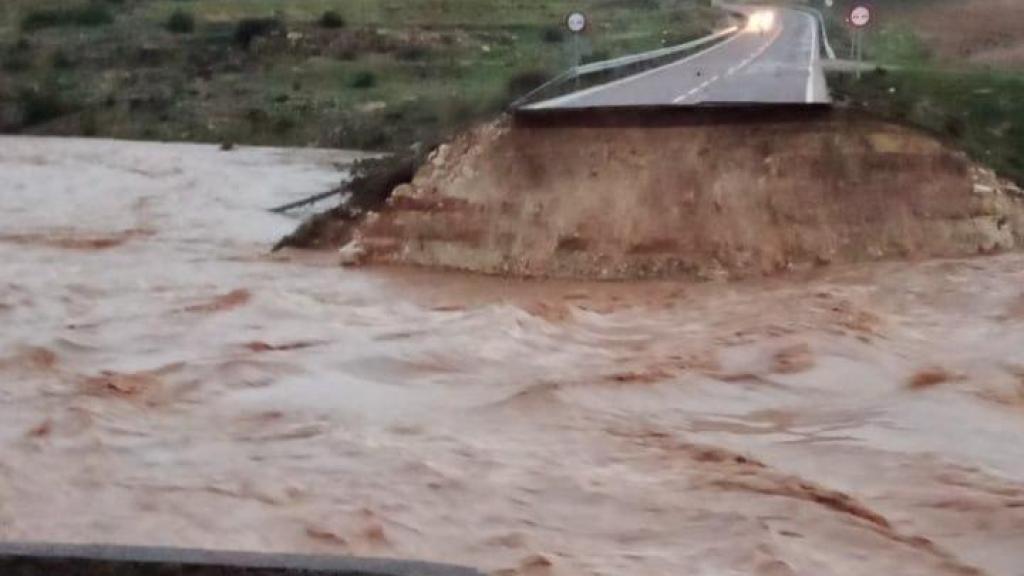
top-left (848, 4), bottom-right (871, 78)
top-left (565, 11), bottom-right (587, 88)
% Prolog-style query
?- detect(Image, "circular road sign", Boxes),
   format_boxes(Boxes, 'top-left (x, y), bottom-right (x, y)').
top-left (566, 11), bottom-right (587, 34)
top-left (849, 5), bottom-right (871, 28)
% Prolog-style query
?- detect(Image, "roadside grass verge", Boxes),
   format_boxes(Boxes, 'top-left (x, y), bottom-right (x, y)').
top-left (0, 0), bottom-right (725, 149)
top-left (21, 2), bottom-right (114, 32)
top-left (817, 4), bottom-right (1024, 185)
top-left (829, 67), bottom-right (1024, 185)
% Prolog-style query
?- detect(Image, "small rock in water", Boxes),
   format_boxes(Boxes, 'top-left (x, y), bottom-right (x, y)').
top-left (339, 240), bottom-right (367, 266)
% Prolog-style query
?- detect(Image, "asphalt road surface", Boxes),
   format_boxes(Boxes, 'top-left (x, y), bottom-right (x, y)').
top-left (527, 7), bottom-right (829, 110)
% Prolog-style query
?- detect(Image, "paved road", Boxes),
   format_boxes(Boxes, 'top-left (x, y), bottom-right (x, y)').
top-left (526, 7), bottom-right (829, 110)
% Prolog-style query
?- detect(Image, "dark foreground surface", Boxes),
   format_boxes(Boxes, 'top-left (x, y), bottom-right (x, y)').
top-left (0, 543), bottom-right (484, 576)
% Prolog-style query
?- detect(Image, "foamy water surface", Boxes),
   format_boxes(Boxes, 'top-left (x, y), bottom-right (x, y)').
top-left (1, 136), bottom-right (1023, 576)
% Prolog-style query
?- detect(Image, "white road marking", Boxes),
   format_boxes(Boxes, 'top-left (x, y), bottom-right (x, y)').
top-left (529, 27), bottom-right (745, 109)
top-left (805, 12), bottom-right (818, 103)
top-left (532, 8), bottom-right (824, 109)
top-left (678, 74), bottom-right (721, 101)
top-left (673, 23), bottom-right (783, 104)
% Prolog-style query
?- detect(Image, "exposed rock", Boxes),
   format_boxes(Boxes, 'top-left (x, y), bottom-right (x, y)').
top-left (338, 240), bottom-right (367, 266)
top-left (430, 144), bottom-right (451, 168)
top-left (358, 101), bottom-right (388, 113)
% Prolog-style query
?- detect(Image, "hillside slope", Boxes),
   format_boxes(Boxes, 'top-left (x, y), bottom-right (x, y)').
top-left (0, 0), bottom-right (722, 148)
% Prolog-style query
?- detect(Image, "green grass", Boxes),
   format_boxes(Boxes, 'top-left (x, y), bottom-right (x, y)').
top-left (867, 24), bottom-right (932, 66)
top-left (831, 68), bottom-right (1024, 184)
top-left (828, 24), bottom-right (1024, 187)
top-left (0, 0), bottom-right (723, 148)
top-left (20, 2), bottom-right (114, 32)
top-left (797, 0), bottom-right (1024, 183)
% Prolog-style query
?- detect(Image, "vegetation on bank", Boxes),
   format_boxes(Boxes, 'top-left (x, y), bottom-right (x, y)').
top-left (811, 0), bottom-right (1024, 183)
top-left (0, 0), bottom-right (722, 150)
top-left (829, 69), bottom-right (1024, 184)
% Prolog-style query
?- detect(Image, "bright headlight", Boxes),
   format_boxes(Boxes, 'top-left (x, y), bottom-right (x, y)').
top-left (746, 10), bottom-right (776, 33)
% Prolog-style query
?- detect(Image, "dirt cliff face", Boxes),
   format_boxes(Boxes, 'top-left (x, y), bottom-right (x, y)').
top-left (355, 110), bottom-right (1024, 279)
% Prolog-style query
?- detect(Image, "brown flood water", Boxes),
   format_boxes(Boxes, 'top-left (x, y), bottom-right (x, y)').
top-left (1, 136), bottom-right (1023, 576)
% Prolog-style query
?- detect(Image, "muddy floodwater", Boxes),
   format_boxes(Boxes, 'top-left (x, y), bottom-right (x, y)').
top-left (1, 136), bottom-right (1023, 576)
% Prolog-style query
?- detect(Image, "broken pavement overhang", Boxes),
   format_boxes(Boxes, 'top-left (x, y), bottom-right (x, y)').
top-left (0, 542), bottom-right (486, 576)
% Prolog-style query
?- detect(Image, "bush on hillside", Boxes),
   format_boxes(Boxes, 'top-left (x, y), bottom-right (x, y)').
top-left (16, 85), bottom-right (67, 127)
top-left (541, 26), bottom-right (564, 44)
top-left (51, 49), bottom-right (76, 69)
top-left (166, 10), bottom-right (196, 34)
top-left (506, 70), bottom-right (552, 101)
top-left (21, 3), bottom-right (113, 32)
top-left (2, 40), bottom-right (33, 73)
top-left (234, 17), bottom-right (285, 49)
top-left (349, 71), bottom-right (377, 89)
top-left (319, 11), bottom-right (346, 29)
top-left (395, 45), bottom-right (429, 62)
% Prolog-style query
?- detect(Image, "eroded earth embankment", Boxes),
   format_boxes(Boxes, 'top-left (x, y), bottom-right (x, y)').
top-left (350, 109), bottom-right (1024, 279)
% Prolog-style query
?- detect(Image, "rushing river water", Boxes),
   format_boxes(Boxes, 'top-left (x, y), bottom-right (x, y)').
top-left (1, 136), bottom-right (1023, 576)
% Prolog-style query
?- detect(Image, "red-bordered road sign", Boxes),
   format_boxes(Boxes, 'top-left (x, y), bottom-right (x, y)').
top-left (849, 5), bottom-right (871, 28)
top-left (566, 12), bottom-right (587, 33)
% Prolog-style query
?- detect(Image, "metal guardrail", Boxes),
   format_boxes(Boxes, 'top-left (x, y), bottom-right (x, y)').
top-left (795, 5), bottom-right (836, 60)
top-left (0, 542), bottom-right (486, 576)
top-left (511, 25), bottom-right (741, 110)
top-left (575, 26), bottom-right (740, 76)
top-left (510, 3), bottom-right (835, 110)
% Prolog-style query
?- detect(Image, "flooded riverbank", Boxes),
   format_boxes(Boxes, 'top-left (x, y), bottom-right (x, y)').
top-left (1, 136), bottom-right (1022, 576)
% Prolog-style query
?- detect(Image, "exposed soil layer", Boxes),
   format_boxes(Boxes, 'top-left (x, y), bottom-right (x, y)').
top-left (351, 109), bottom-right (1024, 279)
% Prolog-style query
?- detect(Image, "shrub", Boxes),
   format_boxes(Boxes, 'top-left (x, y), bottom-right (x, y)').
top-left (349, 71), bottom-right (377, 89)
top-left (336, 49), bottom-right (357, 61)
top-left (943, 114), bottom-right (966, 138)
top-left (21, 3), bottom-right (113, 32)
top-left (234, 17), bottom-right (285, 49)
top-left (3, 40), bottom-right (33, 73)
top-left (17, 85), bottom-right (66, 126)
top-left (80, 110), bottom-right (98, 136)
top-left (319, 11), bottom-right (346, 29)
top-left (541, 26), bottom-right (564, 44)
top-left (166, 10), bottom-right (196, 34)
top-left (272, 151), bottom-right (424, 251)
top-left (271, 112), bottom-right (297, 134)
top-left (51, 49), bottom-right (76, 69)
top-left (506, 70), bottom-right (551, 101)
top-left (395, 45), bottom-right (429, 62)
